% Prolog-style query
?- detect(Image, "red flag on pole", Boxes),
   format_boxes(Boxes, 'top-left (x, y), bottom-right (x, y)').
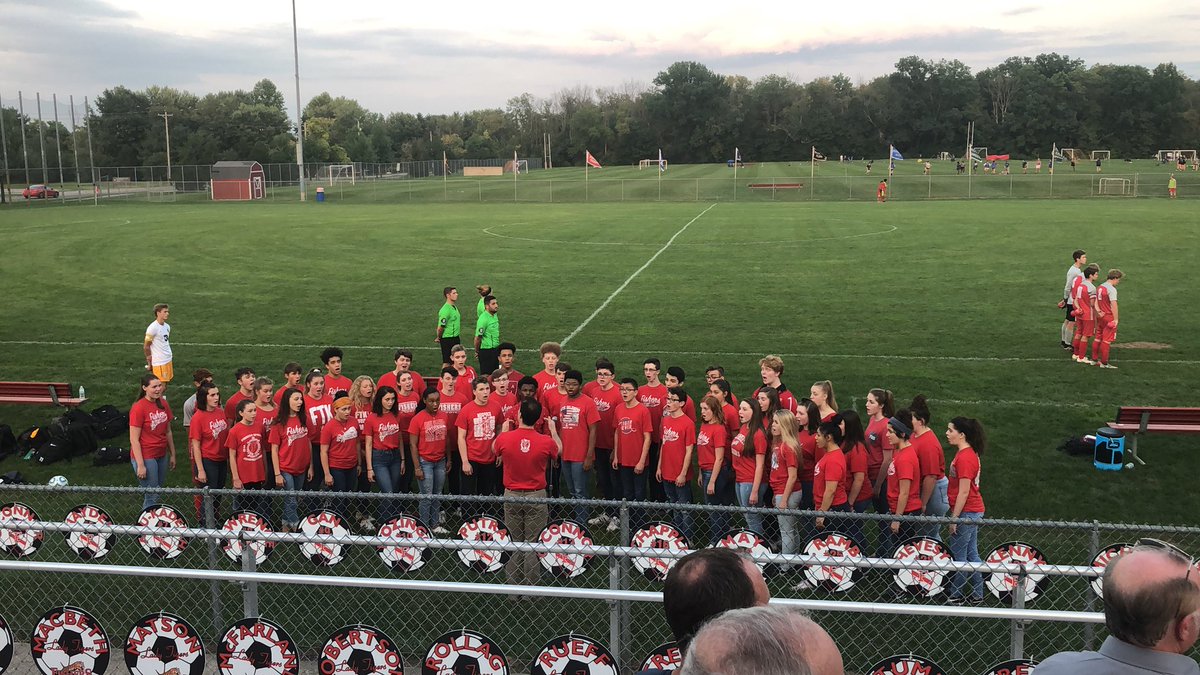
top-left (585, 150), bottom-right (602, 169)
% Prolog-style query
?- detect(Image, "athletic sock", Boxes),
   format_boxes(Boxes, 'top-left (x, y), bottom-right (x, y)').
top-left (1101, 342), bottom-right (1111, 365)
top-left (1061, 323), bottom-right (1072, 344)
top-left (1091, 339), bottom-right (1102, 362)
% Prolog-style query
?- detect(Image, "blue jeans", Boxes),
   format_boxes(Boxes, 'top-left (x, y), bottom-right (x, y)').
top-left (700, 466), bottom-right (735, 544)
top-left (418, 458), bottom-right (447, 527)
top-left (774, 491), bottom-right (803, 566)
top-left (133, 455), bottom-right (170, 510)
top-left (735, 482), bottom-right (768, 536)
top-left (617, 466), bottom-right (647, 529)
top-left (562, 461), bottom-right (591, 524)
top-left (373, 450), bottom-right (403, 521)
top-left (280, 471), bottom-right (306, 526)
top-left (923, 476), bottom-right (950, 540)
top-left (662, 481), bottom-right (694, 543)
top-left (949, 511), bottom-right (985, 600)
top-left (849, 499), bottom-right (872, 551)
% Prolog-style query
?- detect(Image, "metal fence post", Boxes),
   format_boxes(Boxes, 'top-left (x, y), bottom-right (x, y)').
top-left (203, 488), bottom-right (224, 634)
top-left (608, 543), bottom-right (621, 666)
top-left (618, 500), bottom-right (632, 669)
top-left (1083, 520), bottom-right (1101, 649)
top-left (241, 532), bottom-right (258, 618)
top-left (1009, 565), bottom-right (1028, 659)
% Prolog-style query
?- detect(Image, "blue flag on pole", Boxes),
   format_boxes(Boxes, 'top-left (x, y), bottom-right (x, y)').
top-left (890, 146), bottom-right (904, 161)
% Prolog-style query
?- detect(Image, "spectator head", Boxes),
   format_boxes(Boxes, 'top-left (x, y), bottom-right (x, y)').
top-left (1103, 540), bottom-right (1200, 653)
top-left (679, 605), bottom-right (844, 675)
top-left (519, 399), bottom-right (542, 427)
top-left (320, 347), bottom-right (344, 367)
top-left (662, 548), bottom-right (770, 654)
top-left (704, 366), bottom-right (724, 384)
top-left (665, 366), bottom-right (686, 387)
top-left (191, 368), bottom-right (214, 387)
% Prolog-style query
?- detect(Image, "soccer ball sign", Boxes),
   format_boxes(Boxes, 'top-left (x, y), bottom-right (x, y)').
top-left (714, 529), bottom-right (777, 578)
top-left (639, 643), bottom-right (681, 673)
top-left (136, 505), bottom-right (190, 560)
top-left (530, 635), bottom-right (617, 675)
top-left (983, 658), bottom-right (1038, 675)
top-left (537, 519), bottom-right (594, 578)
top-left (320, 624), bottom-right (404, 675)
top-left (986, 541), bottom-right (1050, 604)
top-left (124, 612), bottom-right (206, 675)
top-left (802, 531), bottom-right (865, 593)
top-left (376, 514), bottom-right (434, 573)
top-left (64, 505), bottom-right (115, 560)
top-left (217, 617), bottom-right (298, 675)
top-left (867, 654), bottom-right (946, 675)
top-left (221, 511), bottom-right (276, 565)
top-left (421, 630), bottom-right (508, 675)
top-left (0, 613), bottom-right (13, 675)
top-left (30, 605), bottom-right (110, 675)
top-left (457, 516), bottom-right (512, 574)
top-left (630, 522), bottom-right (689, 582)
top-left (299, 509), bottom-right (349, 567)
top-left (0, 502), bottom-right (44, 558)
top-left (1090, 543), bottom-right (1132, 598)
top-left (891, 537), bottom-right (952, 597)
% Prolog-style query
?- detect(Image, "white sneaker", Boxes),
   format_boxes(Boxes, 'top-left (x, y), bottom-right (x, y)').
top-left (1100, 363), bottom-right (1118, 369)
top-left (606, 520), bottom-right (620, 533)
top-left (433, 526), bottom-right (450, 536)
top-left (1079, 357), bottom-right (1095, 365)
top-left (587, 514), bottom-right (611, 527)
top-left (1071, 354), bottom-right (1080, 362)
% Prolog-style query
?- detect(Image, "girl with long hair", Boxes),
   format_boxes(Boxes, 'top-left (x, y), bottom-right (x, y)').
top-left (795, 398), bottom-right (820, 510)
top-left (269, 388), bottom-right (310, 531)
top-left (839, 409), bottom-right (872, 546)
top-left (730, 399), bottom-right (769, 535)
top-left (768, 410), bottom-right (801, 566)
top-left (909, 394), bottom-right (949, 539)
top-left (946, 417), bottom-right (987, 605)
top-left (810, 380), bottom-right (838, 422)
top-left (697, 395), bottom-right (734, 542)
top-left (130, 374), bottom-right (176, 510)
top-left (188, 381), bottom-right (228, 513)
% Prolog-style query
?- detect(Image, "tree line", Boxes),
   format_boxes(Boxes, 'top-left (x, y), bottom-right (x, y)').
top-left (2, 54), bottom-right (1199, 177)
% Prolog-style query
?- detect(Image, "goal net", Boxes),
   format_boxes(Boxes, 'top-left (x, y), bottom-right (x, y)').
top-left (638, 159), bottom-right (668, 170)
top-left (146, 184), bottom-right (177, 202)
top-left (503, 160), bottom-right (528, 174)
top-left (1098, 178), bottom-right (1132, 196)
top-left (1060, 148), bottom-right (1085, 161)
top-left (1091, 150), bottom-right (1111, 161)
top-left (1157, 150), bottom-right (1198, 163)
top-left (328, 164), bottom-right (356, 185)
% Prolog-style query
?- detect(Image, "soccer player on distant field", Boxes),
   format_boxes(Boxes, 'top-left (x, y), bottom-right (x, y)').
top-left (434, 286), bottom-right (461, 368)
top-left (1072, 264), bottom-right (1101, 364)
top-left (143, 303), bottom-right (173, 384)
top-left (876, 179), bottom-right (888, 202)
top-left (1169, 174), bottom-right (1178, 199)
top-left (1093, 269), bottom-right (1125, 369)
top-left (321, 347), bottom-right (353, 398)
top-left (1058, 249), bottom-right (1088, 350)
top-left (1035, 158), bottom-right (1042, 173)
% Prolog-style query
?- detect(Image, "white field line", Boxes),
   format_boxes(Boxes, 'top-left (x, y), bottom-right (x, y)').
top-left (0, 339), bottom-right (1195, 365)
top-left (560, 203), bottom-right (718, 346)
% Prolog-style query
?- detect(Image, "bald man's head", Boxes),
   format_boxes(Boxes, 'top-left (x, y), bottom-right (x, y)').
top-left (1104, 546), bottom-right (1200, 651)
top-left (679, 605), bottom-right (843, 675)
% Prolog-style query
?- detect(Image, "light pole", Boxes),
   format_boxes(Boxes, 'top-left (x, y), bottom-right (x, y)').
top-left (158, 112), bottom-right (173, 185)
top-left (292, 0), bottom-right (306, 201)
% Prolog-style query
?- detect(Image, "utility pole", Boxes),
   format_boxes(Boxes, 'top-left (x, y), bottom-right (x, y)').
top-left (292, 0), bottom-right (306, 201)
top-left (158, 112), bottom-right (173, 185)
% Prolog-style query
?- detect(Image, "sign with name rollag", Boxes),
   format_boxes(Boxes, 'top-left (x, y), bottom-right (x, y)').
top-left (421, 630), bottom-right (508, 675)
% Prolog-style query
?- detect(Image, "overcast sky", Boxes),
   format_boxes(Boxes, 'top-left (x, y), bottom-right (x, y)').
top-left (2, 0), bottom-right (1198, 120)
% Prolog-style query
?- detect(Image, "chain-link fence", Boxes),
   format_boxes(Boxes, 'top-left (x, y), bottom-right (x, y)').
top-left (1, 484), bottom-right (1198, 674)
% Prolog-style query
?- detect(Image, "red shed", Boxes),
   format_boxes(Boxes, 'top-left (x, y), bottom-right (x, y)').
top-left (210, 161), bottom-right (265, 201)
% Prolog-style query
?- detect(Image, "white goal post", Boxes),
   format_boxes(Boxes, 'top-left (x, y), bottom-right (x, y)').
top-left (1157, 149), bottom-right (1198, 163)
top-left (1098, 178), bottom-right (1132, 196)
top-left (1091, 150), bottom-right (1111, 161)
top-left (328, 164), bottom-right (356, 185)
top-left (638, 159), bottom-right (668, 170)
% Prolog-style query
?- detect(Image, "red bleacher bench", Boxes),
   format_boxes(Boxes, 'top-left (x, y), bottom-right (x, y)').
top-left (1108, 406), bottom-right (1200, 465)
top-left (0, 381), bottom-right (88, 407)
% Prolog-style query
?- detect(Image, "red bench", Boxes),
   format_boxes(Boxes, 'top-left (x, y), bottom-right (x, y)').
top-left (747, 183), bottom-right (803, 190)
top-left (1108, 406), bottom-right (1200, 465)
top-left (0, 381), bottom-right (88, 407)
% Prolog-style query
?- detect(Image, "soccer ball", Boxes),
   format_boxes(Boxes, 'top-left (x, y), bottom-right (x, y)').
top-left (48, 475), bottom-right (69, 487)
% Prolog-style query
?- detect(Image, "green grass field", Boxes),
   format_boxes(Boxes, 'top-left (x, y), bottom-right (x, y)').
top-left (1, 188), bottom-right (1198, 524)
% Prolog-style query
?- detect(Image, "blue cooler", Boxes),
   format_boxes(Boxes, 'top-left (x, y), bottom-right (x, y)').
top-left (1094, 427), bottom-right (1125, 471)
top-left (316, 187), bottom-right (325, 202)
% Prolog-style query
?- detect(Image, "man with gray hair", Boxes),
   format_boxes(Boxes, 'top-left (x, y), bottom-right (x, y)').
top-left (1036, 539), bottom-right (1200, 674)
top-left (679, 605), bottom-right (844, 675)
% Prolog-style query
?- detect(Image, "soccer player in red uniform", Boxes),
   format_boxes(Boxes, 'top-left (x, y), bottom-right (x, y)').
top-left (659, 387), bottom-right (697, 541)
top-left (557, 369), bottom-right (600, 524)
top-left (533, 342), bottom-right (562, 403)
top-left (1092, 269), bottom-right (1125, 368)
top-left (613, 377), bottom-right (652, 510)
top-left (409, 388), bottom-right (450, 533)
top-left (584, 358), bottom-right (623, 528)
top-left (269, 388), bottom-right (310, 530)
top-left (638, 358), bottom-right (668, 502)
top-left (377, 349), bottom-right (425, 396)
top-left (877, 178), bottom-right (888, 202)
top-left (494, 399), bottom-right (558, 587)
top-left (224, 367), bottom-right (256, 423)
top-left (1072, 264), bottom-right (1101, 364)
top-left (227, 400), bottom-right (268, 514)
top-left (456, 377), bottom-right (503, 510)
top-left (321, 347), bottom-right (353, 398)
top-left (189, 382), bottom-right (229, 515)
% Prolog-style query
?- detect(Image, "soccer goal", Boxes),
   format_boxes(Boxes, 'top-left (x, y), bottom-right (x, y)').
top-left (503, 160), bottom-right (528, 174)
top-left (328, 164), bottom-right (356, 185)
top-left (1157, 149), bottom-right (1198, 163)
top-left (1060, 148), bottom-right (1085, 161)
top-left (1091, 150), bottom-right (1111, 161)
top-left (1098, 178), bottom-right (1132, 196)
top-left (146, 182), bottom-right (177, 202)
top-left (638, 159), bottom-right (668, 170)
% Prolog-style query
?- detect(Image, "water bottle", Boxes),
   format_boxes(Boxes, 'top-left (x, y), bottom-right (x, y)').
top-left (78, 386), bottom-right (85, 400)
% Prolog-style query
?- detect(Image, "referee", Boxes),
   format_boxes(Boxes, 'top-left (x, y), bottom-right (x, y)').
top-left (435, 286), bottom-right (461, 368)
top-left (475, 294), bottom-right (501, 375)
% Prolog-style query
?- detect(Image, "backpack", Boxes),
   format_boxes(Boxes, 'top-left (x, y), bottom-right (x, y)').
top-left (1057, 436), bottom-right (1094, 457)
top-left (93, 445), bottom-right (131, 467)
top-left (0, 424), bottom-right (16, 461)
top-left (33, 440), bottom-right (72, 465)
top-left (0, 470), bottom-right (26, 484)
top-left (90, 405), bottom-right (128, 440)
top-left (17, 426), bottom-right (49, 459)
top-left (49, 409), bottom-right (99, 458)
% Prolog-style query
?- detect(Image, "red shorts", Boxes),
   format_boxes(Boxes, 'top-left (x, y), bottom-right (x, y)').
top-left (1075, 319), bottom-right (1095, 338)
top-left (1169, 188), bottom-right (1177, 196)
top-left (1099, 323), bottom-right (1118, 343)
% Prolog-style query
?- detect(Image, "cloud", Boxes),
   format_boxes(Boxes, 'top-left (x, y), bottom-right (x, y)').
top-left (1001, 6), bottom-right (1038, 17)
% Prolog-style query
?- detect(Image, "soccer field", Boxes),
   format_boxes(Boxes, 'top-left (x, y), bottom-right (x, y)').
top-left (0, 195), bottom-right (1198, 524)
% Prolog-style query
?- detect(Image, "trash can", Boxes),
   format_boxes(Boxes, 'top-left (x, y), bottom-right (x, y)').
top-left (1094, 427), bottom-right (1125, 471)
top-left (316, 186), bottom-right (325, 203)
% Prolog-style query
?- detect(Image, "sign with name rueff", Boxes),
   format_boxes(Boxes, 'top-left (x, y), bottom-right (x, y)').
top-left (529, 635), bottom-right (617, 675)
top-left (639, 642), bottom-right (681, 673)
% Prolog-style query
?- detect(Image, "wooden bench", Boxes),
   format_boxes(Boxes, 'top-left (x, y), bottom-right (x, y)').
top-left (747, 183), bottom-right (803, 190)
top-left (1108, 406), bottom-right (1200, 465)
top-left (0, 381), bottom-right (88, 407)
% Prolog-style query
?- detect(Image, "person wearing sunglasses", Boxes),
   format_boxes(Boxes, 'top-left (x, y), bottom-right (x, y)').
top-left (1036, 538), bottom-right (1200, 674)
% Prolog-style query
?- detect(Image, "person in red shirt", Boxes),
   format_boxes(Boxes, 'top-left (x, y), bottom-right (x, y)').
top-left (439, 344), bottom-right (477, 394)
top-left (321, 396), bottom-right (362, 520)
top-left (663, 367), bottom-right (697, 420)
top-left (946, 416), bottom-right (987, 605)
top-left (188, 381), bottom-right (229, 517)
top-left (377, 349), bottom-right (426, 397)
top-left (409, 388), bottom-right (451, 534)
top-left (365, 385), bottom-right (404, 519)
top-left (909, 395), bottom-right (948, 539)
top-left (437, 367), bottom-right (471, 503)
top-left (505, 375), bottom-right (561, 497)
top-left (349, 376), bottom-right (375, 432)
top-left (884, 411), bottom-right (923, 556)
top-left (756, 355), bottom-right (798, 414)
top-left (495, 399), bottom-right (558, 587)
top-left (877, 178), bottom-right (888, 202)
top-left (251, 377), bottom-right (278, 494)
top-left (812, 419), bottom-right (850, 532)
top-left (795, 398), bottom-right (820, 511)
top-left (490, 369), bottom-right (519, 421)
top-left (809, 381), bottom-right (838, 423)
top-left (584, 358), bottom-right (623, 528)
top-left (269, 388), bottom-right (310, 531)
top-left (557, 369), bottom-right (600, 524)
top-left (697, 395), bottom-right (733, 543)
top-left (532, 341), bottom-right (562, 404)
top-left (273, 362), bottom-right (303, 407)
top-left (1072, 264), bottom-right (1101, 364)
top-left (223, 366), bottom-right (256, 423)
top-left (613, 377), bottom-right (652, 524)
top-left (130, 374), bottom-right (176, 510)
top-left (863, 388), bottom-right (895, 510)
top-left (708, 379), bottom-right (741, 441)
top-left (767, 410), bottom-right (801, 567)
top-left (457, 377), bottom-right (503, 512)
top-left (302, 370), bottom-right (334, 493)
top-left (393, 371), bottom-right (423, 494)
top-left (731, 399), bottom-right (768, 535)
top-left (839, 410), bottom-right (872, 547)
top-left (658, 386), bottom-right (697, 541)
top-left (227, 399), bottom-right (268, 514)
top-left (321, 347), bottom-right (353, 398)
top-left (496, 342), bottom-right (523, 391)
top-left (1092, 268), bottom-right (1124, 368)
top-left (638, 357), bottom-right (668, 503)
top-left (348, 375), bottom-right (376, 526)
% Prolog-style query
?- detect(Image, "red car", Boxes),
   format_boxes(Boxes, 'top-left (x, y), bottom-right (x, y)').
top-left (22, 184), bottom-right (60, 199)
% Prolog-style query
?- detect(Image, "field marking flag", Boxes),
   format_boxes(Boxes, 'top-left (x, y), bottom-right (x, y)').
top-left (735, 147), bottom-right (742, 164)
top-left (513, 150), bottom-right (521, 175)
top-left (443, 151), bottom-right (448, 175)
top-left (585, 150), bottom-right (602, 168)
top-left (812, 147), bottom-right (826, 161)
top-left (889, 146), bottom-right (904, 161)
top-left (658, 148), bottom-right (666, 173)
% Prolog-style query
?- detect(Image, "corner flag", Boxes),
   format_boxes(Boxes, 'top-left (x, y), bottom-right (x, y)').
top-left (890, 146), bottom-right (904, 161)
top-left (658, 149), bottom-right (666, 173)
top-left (585, 150), bottom-right (602, 169)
